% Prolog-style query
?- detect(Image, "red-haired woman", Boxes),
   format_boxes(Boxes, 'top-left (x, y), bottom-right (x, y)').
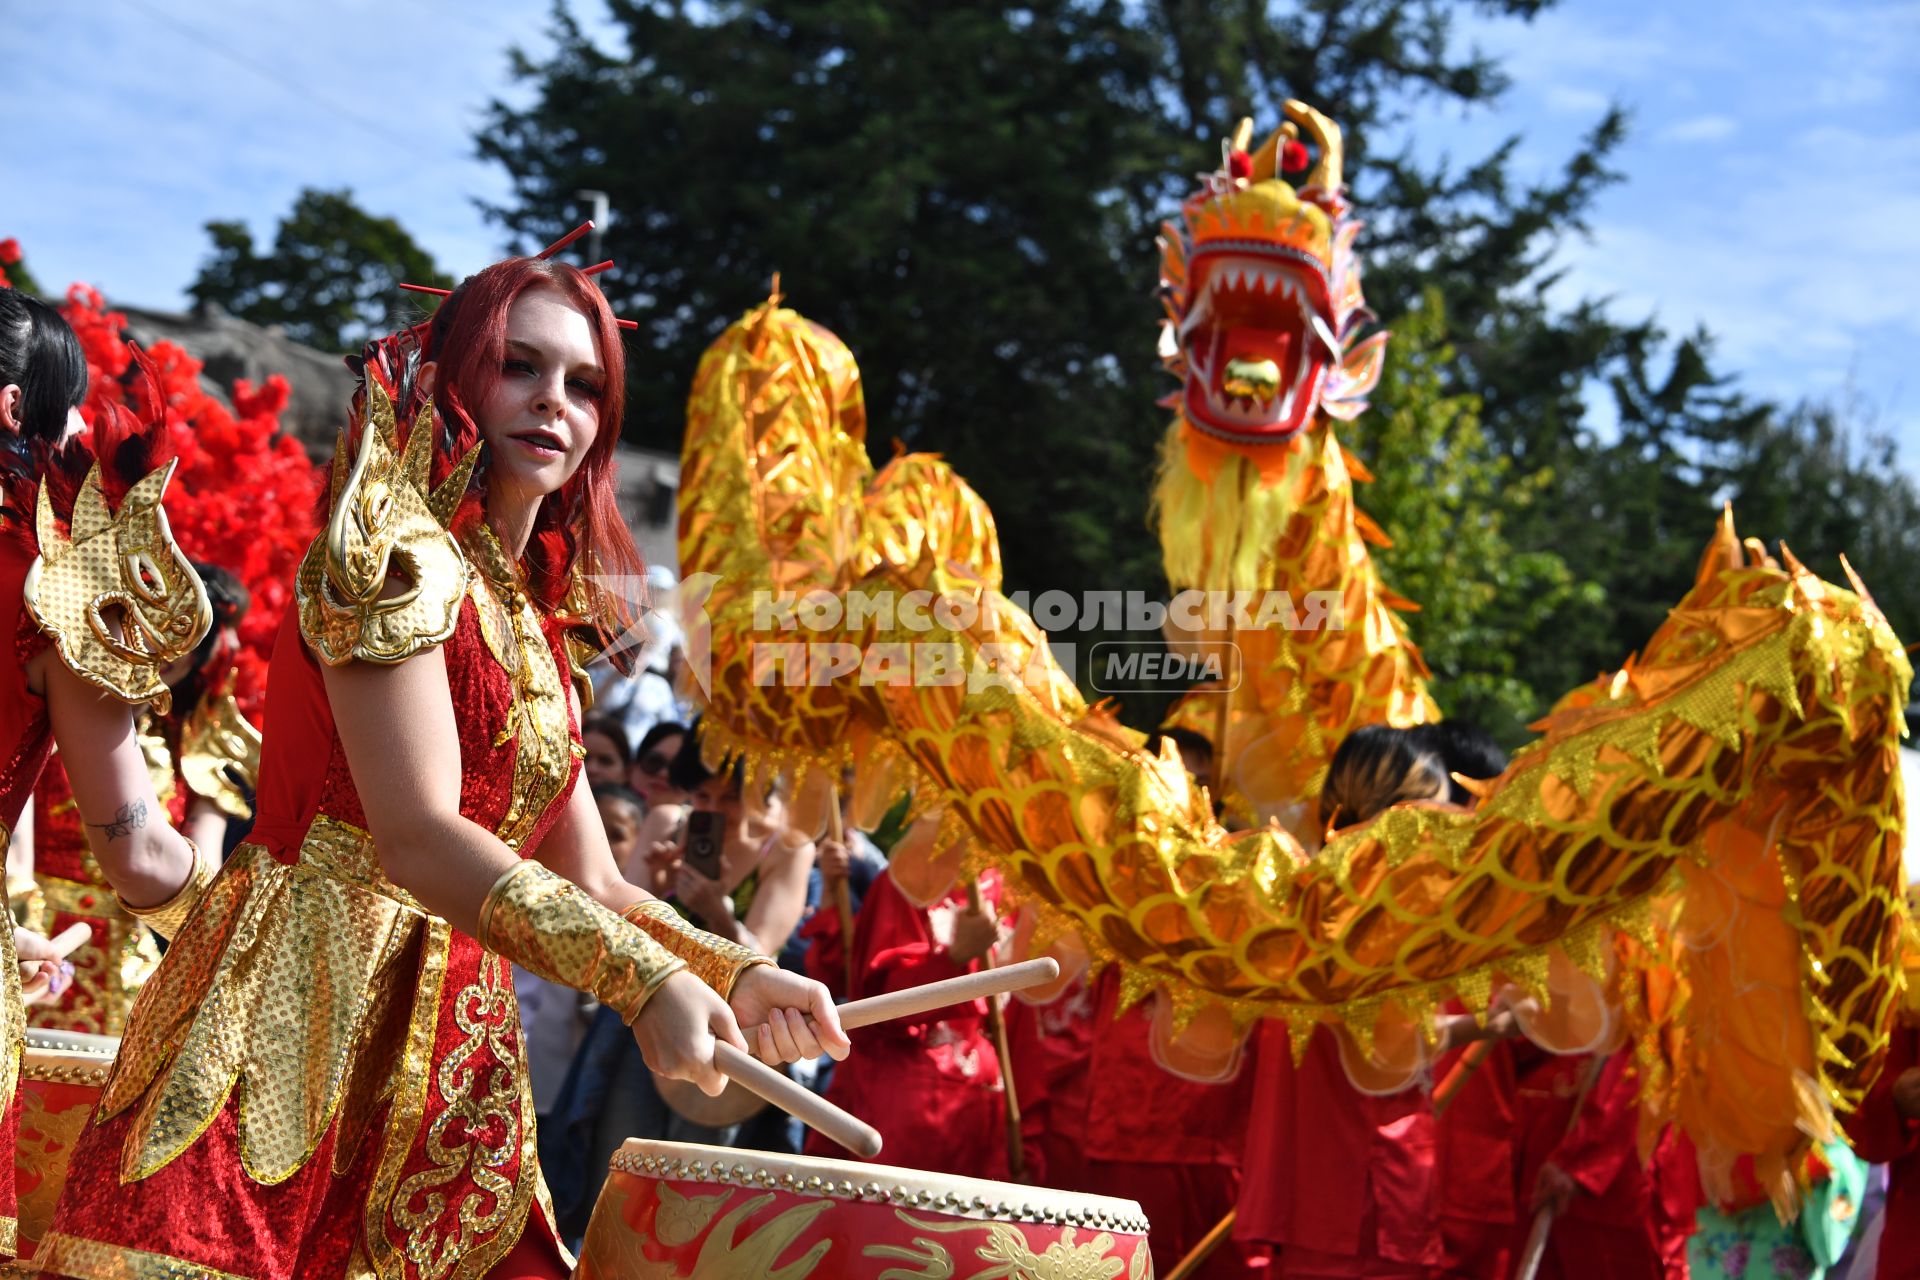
top-left (1, 287), bottom-right (217, 1259)
top-left (37, 255), bottom-right (850, 1280)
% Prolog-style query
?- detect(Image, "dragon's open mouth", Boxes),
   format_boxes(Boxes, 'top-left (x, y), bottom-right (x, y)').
top-left (1180, 247), bottom-right (1335, 444)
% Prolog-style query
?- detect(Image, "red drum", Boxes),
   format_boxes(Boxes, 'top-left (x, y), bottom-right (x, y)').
top-left (12, 1029), bottom-right (116, 1262)
top-left (578, 1138), bottom-right (1155, 1279)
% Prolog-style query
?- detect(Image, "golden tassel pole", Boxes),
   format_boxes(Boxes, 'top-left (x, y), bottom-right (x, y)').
top-left (968, 878), bottom-right (1026, 1181)
top-left (826, 788), bottom-right (856, 994)
top-left (1165, 1209), bottom-right (1237, 1280)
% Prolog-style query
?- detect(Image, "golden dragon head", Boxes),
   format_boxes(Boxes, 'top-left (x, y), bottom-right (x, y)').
top-left (1160, 101), bottom-right (1387, 447)
top-left (24, 459), bottom-right (211, 712)
top-left (297, 380), bottom-right (478, 665)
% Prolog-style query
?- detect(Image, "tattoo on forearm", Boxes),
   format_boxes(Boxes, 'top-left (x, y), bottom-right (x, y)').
top-left (91, 799), bottom-right (148, 841)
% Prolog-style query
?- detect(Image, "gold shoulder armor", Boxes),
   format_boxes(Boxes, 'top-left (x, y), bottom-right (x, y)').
top-left (23, 459), bottom-right (212, 713)
top-left (180, 689), bottom-right (262, 819)
top-left (297, 382), bottom-right (479, 666)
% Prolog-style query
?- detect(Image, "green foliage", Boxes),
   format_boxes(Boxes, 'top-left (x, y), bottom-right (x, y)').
top-left (1357, 290), bottom-right (1593, 744)
top-left (188, 189), bottom-right (452, 353)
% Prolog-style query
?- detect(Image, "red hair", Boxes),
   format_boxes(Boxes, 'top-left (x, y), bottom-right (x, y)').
top-left (417, 257), bottom-right (642, 653)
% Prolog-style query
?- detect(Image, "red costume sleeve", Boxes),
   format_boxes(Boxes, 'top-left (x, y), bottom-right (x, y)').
top-left (1548, 1054), bottom-right (1641, 1199)
top-left (1847, 1026), bottom-right (1919, 1165)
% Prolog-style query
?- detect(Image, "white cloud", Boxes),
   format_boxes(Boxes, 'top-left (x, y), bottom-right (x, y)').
top-left (1659, 114), bottom-right (1738, 143)
top-left (1542, 85), bottom-right (1612, 116)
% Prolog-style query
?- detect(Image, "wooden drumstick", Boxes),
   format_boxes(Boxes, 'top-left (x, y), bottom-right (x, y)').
top-left (711, 1041), bottom-right (882, 1158)
top-left (47, 923), bottom-right (93, 958)
top-left (754, 957), bottom-right (1061, 1038)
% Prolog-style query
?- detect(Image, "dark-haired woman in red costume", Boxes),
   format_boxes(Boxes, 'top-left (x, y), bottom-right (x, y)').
top-left (0, 287), bottom-right (218, 1260)
top-left (38, 252), bottom-right (849, 1280)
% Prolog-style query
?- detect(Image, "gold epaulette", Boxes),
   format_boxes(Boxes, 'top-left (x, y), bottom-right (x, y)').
top-left (296, 382), bottom-right (478, 666)
top-left (179, 690), bottom-right (262, 820)
top-left (23, 460), bottom-right (212, 713)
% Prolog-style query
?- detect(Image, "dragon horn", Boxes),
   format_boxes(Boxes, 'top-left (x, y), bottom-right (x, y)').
top-left (1696, 503), bottom-right (1744, 580)
top-left (1838, 553), bottom-right (1878, 611)
top-left (1284, 99), bottom-right (1344, 193)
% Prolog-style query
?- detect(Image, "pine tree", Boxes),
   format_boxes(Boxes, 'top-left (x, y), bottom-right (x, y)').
top-left (189, 189), bottom-right (452, 354)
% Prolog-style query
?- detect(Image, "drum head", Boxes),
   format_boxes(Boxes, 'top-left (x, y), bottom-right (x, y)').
top-left (610, 1138), bottom-right (1150, 1233)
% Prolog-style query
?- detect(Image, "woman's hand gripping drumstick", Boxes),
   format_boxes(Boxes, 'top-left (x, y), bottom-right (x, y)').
top-left (719, 958), bottom-right (1062, 1161)
top-left (744, 957), bottom-right (1062, 1039)
top-left (18, 921), bottom-right (93, 1003)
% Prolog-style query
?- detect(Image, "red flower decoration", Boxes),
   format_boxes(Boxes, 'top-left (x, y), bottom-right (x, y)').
top-left (59, 285), bottom-right (321, 728)
top-left (1228, 149), bottom-right (1253, 180)
top-left (0, 238), bottom-right (20, 265)
top-left (1282, 139), bottom-right (1310, 174)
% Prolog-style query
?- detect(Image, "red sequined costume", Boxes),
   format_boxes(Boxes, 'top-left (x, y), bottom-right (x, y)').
top-left (38, 501), bottom-right (590, 1278)
top-left (0, 421), bottom-right (213, 1259)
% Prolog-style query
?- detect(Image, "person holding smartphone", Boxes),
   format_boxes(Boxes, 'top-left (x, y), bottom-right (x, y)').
top-left (659, 721), bottom-right (816, 960)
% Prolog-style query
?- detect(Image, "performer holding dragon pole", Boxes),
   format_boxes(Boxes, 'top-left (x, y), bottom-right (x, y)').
top-left (37, 241), bottom-right (848, 1280)
top-left (0, 286), bottom-right (219, 1260)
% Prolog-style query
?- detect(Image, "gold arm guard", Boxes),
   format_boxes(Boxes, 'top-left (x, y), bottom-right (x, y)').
top-left (479, 861), bottom-right (686, 1024)
top-left (117, 838), bottom-right (219, 941)
top-left (623, 898), bottom-right (773, 1000)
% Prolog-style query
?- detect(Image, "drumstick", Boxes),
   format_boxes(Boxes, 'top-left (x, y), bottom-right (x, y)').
top-left (18, 923), bottom-right (92, 998)
top-left (711, 1040), bottom-right (882, 1158)
top-left (775, 957), bottom-right (1062, 1036)
top-left (47, 923), bottom-right (93, 958)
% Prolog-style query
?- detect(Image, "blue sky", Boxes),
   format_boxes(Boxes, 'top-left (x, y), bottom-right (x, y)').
top-left (5, 1), bottom-right (1916, 465)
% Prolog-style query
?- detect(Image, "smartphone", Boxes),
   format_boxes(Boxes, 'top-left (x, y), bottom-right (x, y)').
top-left (683, 809), bottom-right (725, 881)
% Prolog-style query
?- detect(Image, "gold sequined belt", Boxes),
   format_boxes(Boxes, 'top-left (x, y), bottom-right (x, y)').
top-left (294, 815), bottom-right (428, 916)
top-left (37, 874), bottom-right (130, 920)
